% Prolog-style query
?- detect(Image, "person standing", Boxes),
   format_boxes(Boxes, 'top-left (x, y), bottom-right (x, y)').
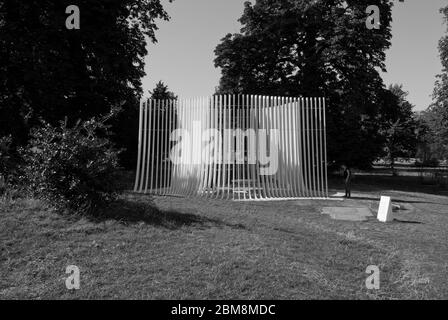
top-left (342, 165), bottom-right (352, 198)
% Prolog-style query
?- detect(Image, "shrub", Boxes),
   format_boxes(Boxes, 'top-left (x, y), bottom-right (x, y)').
top-left (19, 118), bottom-right (123, 215)
top-left (0, 135), bottom-right (14, 194)
top-left (415, 158), bottom-right (440, 168)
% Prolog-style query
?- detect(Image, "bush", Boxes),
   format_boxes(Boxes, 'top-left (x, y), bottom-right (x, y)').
top-left (415, 158), bottom-right (440, 168)
top-left (0, 135), bottom-right (14, 194)
top-left (19, 118), bottom-right (123, 215)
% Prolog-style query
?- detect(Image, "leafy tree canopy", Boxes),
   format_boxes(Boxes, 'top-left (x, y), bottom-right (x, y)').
top-left (150, 81), bottom-right (177, 100)
top-left (417, 4), bottom-right (448, 162)
top-left (214, 0), bottom-right (394, 167)
top-left (0, 0), bottom-right (171, 154)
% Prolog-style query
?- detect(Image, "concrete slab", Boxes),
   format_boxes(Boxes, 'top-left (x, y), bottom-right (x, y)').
top-left (321, 207), bottom-right (373, 222)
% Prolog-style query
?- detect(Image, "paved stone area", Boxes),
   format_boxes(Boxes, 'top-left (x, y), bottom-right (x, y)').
top-left (321, 206), bottom-right (374, 221)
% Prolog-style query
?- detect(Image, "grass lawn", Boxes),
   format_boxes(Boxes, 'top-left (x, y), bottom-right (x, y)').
top-left (1, 174), bottom-right (448, 299)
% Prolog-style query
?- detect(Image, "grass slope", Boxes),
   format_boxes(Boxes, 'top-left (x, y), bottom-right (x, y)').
top-left (1, 176), bottom-right (447, 299)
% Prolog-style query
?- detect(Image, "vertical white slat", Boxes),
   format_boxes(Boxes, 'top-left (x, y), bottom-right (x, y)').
top-left (306, 98), bottom-right (312, 198)
top-left (237, 94), bottom-right (246, 199)
top-left (149, 100), bottom-right (156, 194)
top-left (266, 96), bottom-right (274, 198)
top-left (318, 97), bottom-right (323, 197)
top-left (160, 99), bottom-right (167, 195)
top-left (190, 97), bottom-right (198, 197)
top-left (134, 100), bottom-right (144, 192)
top-left (191, 97), bottom-right (198, 197)
top-left (197, 97), bottom-right (204, 197)
top-left (177, 98), bottom-right (185, 196)
top-left (144, 100), bottom-right (152, 193)
top-left (315, 98), bottom-right (321, 197)
top-left (201, 97), bottom-right (208, 199)
top-left (290, 97), bottom-right (298, 197)
top-left (291, 98), bottom-right (300, 197)
top-left (159, 100), bottom-right (165, 195)
top-left (250, 95), bottom-right (258, 200)
top-left (258, 95), bottom-right (265, 199)
top-left (183, 97), bottom-right (190, 197)
top-left (266, 96), bottom-right (277, 198)
top-left (172, 99), bottom-right (180, 196)
top-left (205, 96), bottom-right (213, 199)
top-left (281, 96), bottom-right (289, 198)
top-left (286, 96), bottom-right (292, 197)
top-left (139, 101), bottom-right (148, 192)
top-left (162, 100), bottom-right (168, 196)
top-left (310, 97), bottom-right (316, 198)
top-left (216, 95), bottom-right (223, 199)
top-left (314, 97), bottom-right (321, 197)
top-left (272, 96), bottom-right (280, 198)
top-left (315, 98), bottom-right (320, 197)
top-left (223, 95), bottom-right (228, 199)
top-left (255, 95), bottom-right (262, 199)
top-left (284, 97), bottom-right (293, 198)
top-left (217, 94), bottom-right (223, 200)
top-left (310, 98), bottom-right (316, 198)
top-left (315, 97), bottom-right (320, 197)
top-left (188, 97), bottom-right (195, 197)
top-left (238, 95), bottom-right (244, 200)
top-left (167, 99), bottom-right (173, 195)
top-left (194, 97), bottom-right (202, 197)
top-left (275, 95), bottom-right (282, 198)
top-left (246, 94), bottom-right (252, 200)
top-left (281, 97), bottom-right (288, 197)
top-left (236, 95), bottom-right (241, 201)
top-left (308, 98), bottom-right (314, 197)
top-left (247, 94), bottom-right (252, 200)
top-left (187, 98), bottom-right (195, 197)
top-left (226, 95), bottom-right (231, 200)
top-left (197, 97), bottom-right (206, 197)
top-left (210, 96), bottom-right (218, 199)
top-left (323, 98), bottom-right (328, 198)
top-left (231, 94), bottom-right (235, 200)
top-left (183, 98), bottom-right (190, 196)
top-left (156, 100), bottom-right (162, 195)
top-left (263, 96), bottom-right (272, 199)
top-left (295, 98), bottom-right (305, 197)
top-left (280, 96), bottom-right (288, 198)
top-left (301, 98), bottom-right (308, 197)
top-left (250, 95), bottom-right (256, 199)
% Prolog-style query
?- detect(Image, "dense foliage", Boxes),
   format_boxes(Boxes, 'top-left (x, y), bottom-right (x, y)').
top-left (420, 5), bottom-right (448, 161)
top-left (0, 0), bottom-right (171, 167)
top-left (214, 0), bottom-right (394, 167)
top-left (378, 85), bottom-right (418, 172)
top-left (20, 118), bottom-right (122, 215)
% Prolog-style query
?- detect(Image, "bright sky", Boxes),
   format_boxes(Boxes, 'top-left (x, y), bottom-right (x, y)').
top-left (142, 0), bottom-right (447, 111)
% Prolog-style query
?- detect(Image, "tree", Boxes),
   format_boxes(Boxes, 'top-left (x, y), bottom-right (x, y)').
top-left (0, 0), bottom-right (172, 167)
top-left (214, 0), bottom-right (394, 168)
top-left (423, 4), bottom-right (448, 161)
top-left (378, 85), bottom-right (418, 175)
top-left (150, 81), bottom-right (178, 100)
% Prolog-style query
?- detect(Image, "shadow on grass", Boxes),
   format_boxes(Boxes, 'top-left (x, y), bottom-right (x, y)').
top-left (91, 197), bottom-right (247, 231)
top-left (393, 219), bottom-right (423, 224)
top-left (348, 196), bottom-right (436, 205)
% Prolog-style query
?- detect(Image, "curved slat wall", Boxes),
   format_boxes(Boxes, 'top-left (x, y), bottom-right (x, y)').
top-left (134, 95), bottom-right (328, 200)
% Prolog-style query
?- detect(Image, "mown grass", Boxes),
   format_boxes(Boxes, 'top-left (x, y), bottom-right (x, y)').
top-left (1, 175), bottom-right (447, 299)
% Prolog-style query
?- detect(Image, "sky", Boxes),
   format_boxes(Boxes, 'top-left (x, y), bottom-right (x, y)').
top-left (142, 0), bottom-right (447, 111)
